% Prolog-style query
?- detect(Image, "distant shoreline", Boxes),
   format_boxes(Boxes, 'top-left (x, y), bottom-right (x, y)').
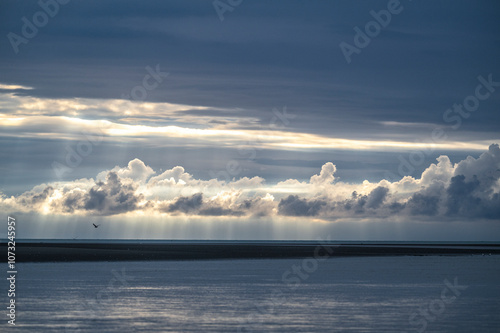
top-left (2, 241), bottom-right (499, 262)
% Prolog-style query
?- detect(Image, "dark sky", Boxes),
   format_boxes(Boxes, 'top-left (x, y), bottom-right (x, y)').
top-left (1, 0), bottom-right (499, 133)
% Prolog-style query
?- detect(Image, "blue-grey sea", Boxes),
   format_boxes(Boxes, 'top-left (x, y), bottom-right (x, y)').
top-left (3, 255), bottom-right (500, 332)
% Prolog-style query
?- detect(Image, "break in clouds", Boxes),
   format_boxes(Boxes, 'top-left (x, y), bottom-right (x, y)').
top-left (2, 144), bottom-right (499, 222)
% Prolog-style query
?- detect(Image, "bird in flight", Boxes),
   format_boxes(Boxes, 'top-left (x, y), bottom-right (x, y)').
top-left (93, 223), bottom-right (100, 228)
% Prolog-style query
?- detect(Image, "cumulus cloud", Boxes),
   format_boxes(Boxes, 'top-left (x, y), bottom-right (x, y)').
top-left (1, 144), bottom-right (499, 221)
top-left (365, 186), bottom-right (389, 209)
top-left (420, 155), bottom-right (454, 186)
top-left (114, 158), bottom-right (155, 182)
top-left (310, 162), bottom-right (336, 185)
top-left (165, 193), bottom-right (203, 213)
top-left (406, 192), bottom-right (441, 216)
top-left (55, 171), bottom-right (144, 215)
top-left (149, 166), bottom-right (191, 186)
top-left (162, 192), bottom-right (249, 216)
top-left (453, 143), bottom-right (500, 189)
top-left (278, 195), bottom-right (326, 217)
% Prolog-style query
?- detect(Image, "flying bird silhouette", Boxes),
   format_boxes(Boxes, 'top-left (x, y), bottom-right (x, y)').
top-left (93, 223), bottom-right (100, 228)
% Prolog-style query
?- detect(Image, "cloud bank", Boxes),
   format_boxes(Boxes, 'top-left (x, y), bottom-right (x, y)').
top-left (1, 144), bottom-right (499, 222)
top-left (0, 87), bottom-right (492, 152)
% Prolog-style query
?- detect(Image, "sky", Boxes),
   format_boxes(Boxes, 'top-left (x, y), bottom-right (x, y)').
top-left (0, 0), bottom-right (499, 240)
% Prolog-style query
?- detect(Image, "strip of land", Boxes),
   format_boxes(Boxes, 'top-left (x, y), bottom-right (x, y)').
top-left (2, 241), bottom-right (499, 262)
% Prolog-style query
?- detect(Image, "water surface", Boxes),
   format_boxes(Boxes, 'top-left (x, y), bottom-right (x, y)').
top-left (4, 255), bottom-right (500, 332)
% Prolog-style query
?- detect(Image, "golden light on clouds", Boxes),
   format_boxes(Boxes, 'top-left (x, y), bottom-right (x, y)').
top-left (0, 113), bottom-right (490, 152)
top-left (0, 87), bottom-right (491, 152)
top-left (0, 83), bottom-right (33, 90)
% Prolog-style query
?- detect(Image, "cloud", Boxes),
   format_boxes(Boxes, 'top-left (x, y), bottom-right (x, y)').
top-left (162, 192), bottom-right (247, 216)
top-left (420, 155), bottom-right (454, 186)
top-left (365, 186), bottom-right (389, 209)
top-left (445, 175), bottom-right (481, 217)
top-left (310, 162), bottom-right (336, 185)
top-left (336, 188), bottom-right (388, 215)
top-left (75, 172), bottom-right (144, 215)
top-left (3, 171), bottom-right (144, 216)
top-left (236, 194), bottom-right (276, 217)
top-left (444, 174), bottom-right (500, 219)
top-left (165, 193), bottom-right (203, 213)
top-left (112, 158), bottom-right (155, 182)
top-left (0, 89), bottom-right (491, 153)
top-left (453, 143), bottom-right (500, 189)
top-left (278, 195), bottom-right (326, 217)
top-left (1, 144), bottom-right (499, 221)
top-left (149, 166), bottom-right (192, 186)
top-left (198, 206), bottom-right (244, 217)
top-left (17, 186), bottom-right (55, 208)
top-left (399, 144), bottom-right (500, 219)
top-left (405, 192), bottom-right (441, 216)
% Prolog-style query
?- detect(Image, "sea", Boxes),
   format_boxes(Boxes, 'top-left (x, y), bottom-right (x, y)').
top-left (2, 254), bottom-right (500, 332)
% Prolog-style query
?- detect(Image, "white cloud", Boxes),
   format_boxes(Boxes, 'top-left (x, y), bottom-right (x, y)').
top-left (310, 162), bottom-right (336, 185)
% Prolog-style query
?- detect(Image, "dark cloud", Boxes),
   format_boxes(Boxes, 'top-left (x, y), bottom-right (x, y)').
top-left (166, 193), bottom-right (203, 213)
top-left (445, 175), bottom-right (481, 217)
top-left (406, 193), bottom-right (441, 216)
top-left (453, 144), bottom-right (500, 190)
top-left (18, 186), bottom-right (54, 206)
top-left (337, 187), bottom-right (388, 214)
top-left (278, 195), bottom-right (326, 217)
top-left (163, 193), bottom-right (247, 216)
top-left (61, 191), bottom-right (85, 214)
top-left (343, 191), bottom-right (368, 214)
top-left (366, 186), bottom-right (389, 209)
top-left (198, 207), bottom-right (244, 217)
top-left (81, 172), bottom-right (143, 215)
top-left (444, 175), bottom-right (500, 219)
top-left (12, 171), bottom-right (144, 215)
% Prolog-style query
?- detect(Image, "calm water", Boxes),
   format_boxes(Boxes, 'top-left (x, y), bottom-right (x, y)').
top-left (3, 256), bottom-right (500, 332)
